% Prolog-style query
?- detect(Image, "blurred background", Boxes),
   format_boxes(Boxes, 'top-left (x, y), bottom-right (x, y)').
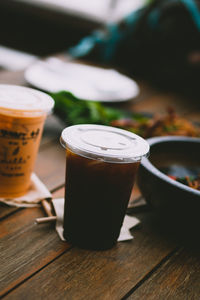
top-left (0, 0), bottom-right (145, 55)
top-left (0, 0), bottom-right (200, 96)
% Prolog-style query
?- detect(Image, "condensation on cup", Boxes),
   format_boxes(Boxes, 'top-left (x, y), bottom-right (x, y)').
top-left (60, 124), bottom-right (149, 250)
top-left (0, 84), bottom-right (54, 198)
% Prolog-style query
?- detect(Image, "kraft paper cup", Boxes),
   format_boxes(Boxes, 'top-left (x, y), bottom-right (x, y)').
top-left (0, 85), bottom-right (54, 198)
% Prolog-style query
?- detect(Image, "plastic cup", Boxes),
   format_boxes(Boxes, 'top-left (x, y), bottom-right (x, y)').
top-left (60, 124), bottom-right (149, 250)
top-left (0, 84), bottom-right (54, 198)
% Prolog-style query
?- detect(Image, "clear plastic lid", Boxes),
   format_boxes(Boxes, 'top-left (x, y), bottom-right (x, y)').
top-left (0, 84), bottom-right (54, 113)
top-left (60, 124), bottom-right (150, 163)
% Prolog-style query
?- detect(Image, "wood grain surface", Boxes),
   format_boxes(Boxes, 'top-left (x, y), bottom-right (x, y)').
top-left (127, 248), bottom-right (200, 300)
top-left (0, 188), bottom-right (69, 298)
top-left (2, 212), bottom-right (177, 300)
top-left (0, 58), bottom-right (200, 300)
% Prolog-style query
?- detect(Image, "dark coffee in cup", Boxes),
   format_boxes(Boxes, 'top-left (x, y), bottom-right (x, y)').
top-left (60, 124), bottom-right (149, 250)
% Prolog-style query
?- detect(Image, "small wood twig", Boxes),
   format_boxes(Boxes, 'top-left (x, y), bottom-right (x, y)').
top-left (41, 199), bottom-right (53, 216)
top-left (35, 199), bottom-right (56, 224)
top-left (35, 216), bottom-right (57, 224)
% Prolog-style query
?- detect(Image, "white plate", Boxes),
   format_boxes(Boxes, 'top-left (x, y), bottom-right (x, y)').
top-left (24, 57), bottom-right (139, 102)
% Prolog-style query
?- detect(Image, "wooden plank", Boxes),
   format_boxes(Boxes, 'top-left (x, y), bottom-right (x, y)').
top-left (0, 207), bottom-right (41, 240)
top-left (34, 140), bottom-right (66, 191)
top-left (52, 187), bottom-right (65, 199)
top-left (0, 204), bottom-right (19, 220)
top-left (128, 183), bottom-right (142, 208)
top-left (0, 70), bottom-right (25, 85)
top-left (131, 93), bottom-right (194, 116)
top-left (3, 212), bottom-right (178, 300)
top-left (0, 188), bottom-right (70, 298)
top-left (116, 81), bottom-right (197, 117)
top-left (127, 248), bottom-right (200, 300)
top-left (40, 114), bottom-right (65, 147)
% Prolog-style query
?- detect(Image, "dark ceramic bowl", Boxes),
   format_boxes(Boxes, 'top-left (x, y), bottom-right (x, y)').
top-left (137, 136), bottom-right (200, 221)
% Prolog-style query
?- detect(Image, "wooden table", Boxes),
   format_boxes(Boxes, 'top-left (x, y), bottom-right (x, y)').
top-left (0, 62), bottom-right (200, 300)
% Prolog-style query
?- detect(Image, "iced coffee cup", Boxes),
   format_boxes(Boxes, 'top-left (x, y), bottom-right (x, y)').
top-left (0, 84), bottom-right (54, 198)
top-left (60, 124), bottom-right (149, 250)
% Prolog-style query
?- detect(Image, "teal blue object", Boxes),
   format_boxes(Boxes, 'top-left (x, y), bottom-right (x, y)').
top-left (102, 11), bottom-right (142, 61)
top-left (69, 36), bottom-right (96, 58)
top-left (69, 0), bottom-right (200, 61)
top-left (148, 8), bottom-right (160, 28)
top-left (148, 0), bottom-right (200, 31)
top-left (69, 9), bottom-right (143, 62)
top-left (69, 31), bottom-right (104, 58)
top-left (181, 0), bottom-right (200, 31)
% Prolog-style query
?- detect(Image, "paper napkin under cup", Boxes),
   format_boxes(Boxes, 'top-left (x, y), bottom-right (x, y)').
top-left (52, 198), bottom-right (140, 242)
top-left (0, 173), bottom-right (52, 207)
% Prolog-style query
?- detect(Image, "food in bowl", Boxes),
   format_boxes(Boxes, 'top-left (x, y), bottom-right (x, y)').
top-left (167, 175), bottom-right (200, 191)
top-left (137, 136), bottom-right (200, 221)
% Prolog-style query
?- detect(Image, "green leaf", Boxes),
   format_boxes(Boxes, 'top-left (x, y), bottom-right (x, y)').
top-left (50, 91), bottom-right (126, 126)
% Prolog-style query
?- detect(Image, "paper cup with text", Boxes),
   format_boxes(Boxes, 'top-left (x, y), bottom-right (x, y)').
top-left (0, 85), bottom-right (54, 198)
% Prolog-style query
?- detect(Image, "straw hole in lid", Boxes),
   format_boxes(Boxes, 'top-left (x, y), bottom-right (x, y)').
top-left (100, 147), bottom-right (108, 151)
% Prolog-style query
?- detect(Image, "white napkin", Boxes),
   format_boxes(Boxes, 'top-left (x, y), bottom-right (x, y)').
top-left (52, 198), bottom-right (140, 242)
top-left (0, 173), bottom-right (52, 207)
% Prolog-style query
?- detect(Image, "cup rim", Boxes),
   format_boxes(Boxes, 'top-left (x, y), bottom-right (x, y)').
top-left (0, 84), bottom-right (54, 114)
top-left (60, 124), bottom-right (150, 163)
